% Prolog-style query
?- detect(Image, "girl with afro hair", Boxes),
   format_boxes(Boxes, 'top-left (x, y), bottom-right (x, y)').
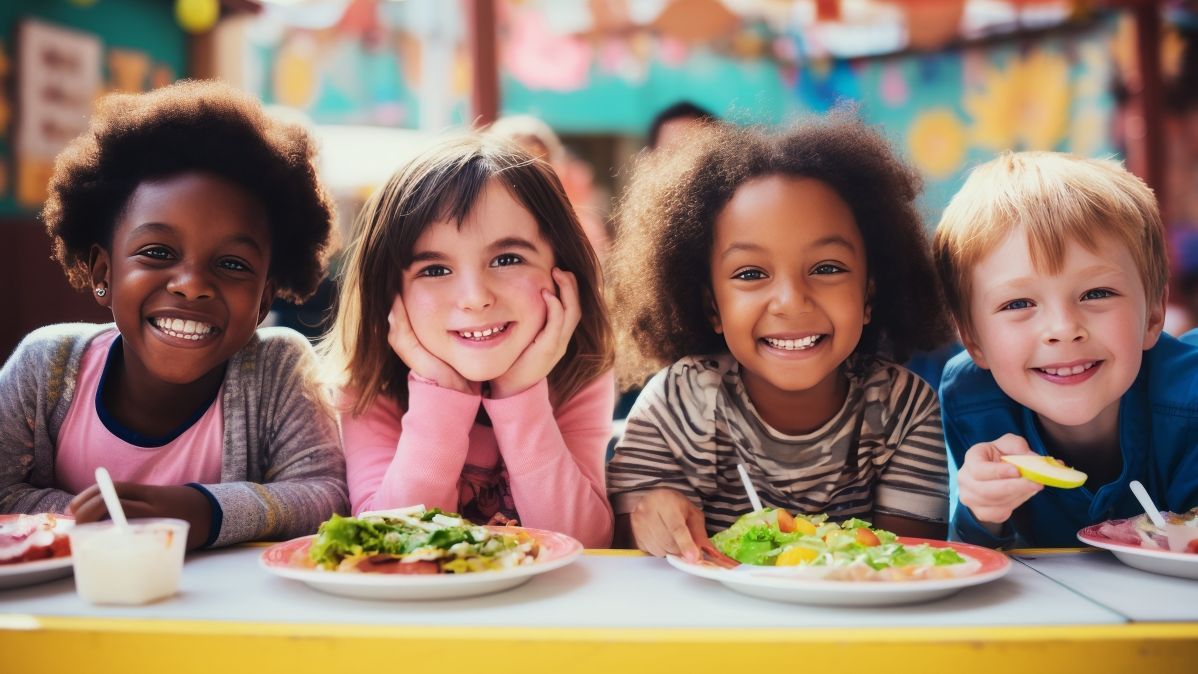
top-left (0, 80), bottom-right (348, 549)
top-left (606, 114), bottom-right (954, 561)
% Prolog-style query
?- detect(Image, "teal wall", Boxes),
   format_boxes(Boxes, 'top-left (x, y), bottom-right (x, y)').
top-left (0, 0), bottom-right (187, 217)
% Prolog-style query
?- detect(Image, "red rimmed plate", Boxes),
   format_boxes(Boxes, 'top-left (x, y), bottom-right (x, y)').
top-left (0, 514), bottom-right (75, 590)
top-left (667, 537), bottom-right (1011, 606)
top-left (259, 525), bottom-right (583, 600)
top-left (1078, 523), bottom-right (1198, 580)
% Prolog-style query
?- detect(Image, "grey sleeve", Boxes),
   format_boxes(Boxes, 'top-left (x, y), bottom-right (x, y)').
top-left (0, 329), bottom-right (78, 514)
top-left (201, 331), bottom-right (349, 547)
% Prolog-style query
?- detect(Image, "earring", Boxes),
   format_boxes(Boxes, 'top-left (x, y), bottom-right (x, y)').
top-left (95, 286), bottom-right (107, 297)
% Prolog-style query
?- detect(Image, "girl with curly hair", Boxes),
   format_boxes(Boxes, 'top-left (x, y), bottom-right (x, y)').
top-left (321, 136), bottom-right (616, 548)
top-left (607, 115), bottom-right (954, 561)
top-left (0, 81), bottom-right (348, 549)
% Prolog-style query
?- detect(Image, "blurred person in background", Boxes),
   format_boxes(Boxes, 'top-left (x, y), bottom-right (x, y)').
top-left (646, 101), bottom-right (718, 153)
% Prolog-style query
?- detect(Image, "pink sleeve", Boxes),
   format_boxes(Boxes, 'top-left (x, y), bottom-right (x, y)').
top-left (482, 371), bottom-right (615, 548)
top-left (340, 379), bottom-right (482, 515)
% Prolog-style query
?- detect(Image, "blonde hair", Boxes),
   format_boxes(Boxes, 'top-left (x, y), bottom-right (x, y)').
top-left (320, 135), bottom-right (613, 416)
top-left (934, 151), bottom-right (1166, 337)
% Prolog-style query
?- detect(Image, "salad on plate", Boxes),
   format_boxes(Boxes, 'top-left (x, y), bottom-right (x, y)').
top-left (711, 508), bottom-right (980, 581)
top-left (298, 506), bottom-right (540, 574)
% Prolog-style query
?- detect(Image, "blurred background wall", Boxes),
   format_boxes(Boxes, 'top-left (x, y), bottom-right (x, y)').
top-left (5, 0), bottom-right (1198, 357)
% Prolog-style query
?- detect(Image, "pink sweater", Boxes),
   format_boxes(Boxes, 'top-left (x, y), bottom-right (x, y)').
top-left (341, 372), bottom-right (615, 548)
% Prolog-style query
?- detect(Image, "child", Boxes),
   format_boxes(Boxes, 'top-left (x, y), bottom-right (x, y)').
top-left (0, 81), bottom-right (348, 549)
top-left (934, 151), bottom-right (1198, 548)
top-left (606, 117), bottom-right (954, 561)
top-left (321, 136), bottom-right (616, 548)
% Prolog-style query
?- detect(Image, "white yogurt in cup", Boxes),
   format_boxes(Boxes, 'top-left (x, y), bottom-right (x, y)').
top-left (68, 518), bottom-right (189, 605)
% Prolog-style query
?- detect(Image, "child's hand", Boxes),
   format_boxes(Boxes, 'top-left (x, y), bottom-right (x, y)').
top-left (958, 433), bottom-right (1045, 525)
top-left (629, 488), bottom-right (724, 564)
top-left (69, 482), bottom-right (212, 550)
top-left (490, 268), bottom-right (580, 399)
top-left (387, 294), bottom-right (479, 395)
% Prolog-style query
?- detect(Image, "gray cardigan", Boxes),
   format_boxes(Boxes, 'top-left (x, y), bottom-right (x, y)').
top-left (0, 323), bottom-right (348, 547)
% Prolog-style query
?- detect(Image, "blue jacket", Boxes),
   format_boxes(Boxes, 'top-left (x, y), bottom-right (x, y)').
top-left (940, 331), bottom-right (1198, 548)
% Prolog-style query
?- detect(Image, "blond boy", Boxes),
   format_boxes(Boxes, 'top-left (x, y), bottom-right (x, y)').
top-left (934, 151), bottom-right (1198, 547)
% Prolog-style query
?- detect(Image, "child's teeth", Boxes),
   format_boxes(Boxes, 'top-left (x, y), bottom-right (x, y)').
top-left (764, 335), bottom-right (819, 351)
top-left (153, 317), bottom-right (215, 339)
top-left (1043, 362), bottom-right (1095, 376)
top-left (460, 324), bottom-right (506, 340)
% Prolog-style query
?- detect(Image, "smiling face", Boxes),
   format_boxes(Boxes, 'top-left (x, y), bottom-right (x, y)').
top-left (709, 176), bottom-right (871, 426)
top-left (963, 230), bottom-right (1165, 433)
top-left (401, 180), bottom-right (555, 383)
top-left (92, 172), bottom-right (274, 388)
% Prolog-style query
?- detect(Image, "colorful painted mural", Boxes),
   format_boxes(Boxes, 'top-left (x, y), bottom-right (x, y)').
top-left (247, 0), bottom-right (1118, 216)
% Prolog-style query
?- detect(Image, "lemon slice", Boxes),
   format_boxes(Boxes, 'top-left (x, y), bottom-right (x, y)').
top-left (1001, 455), bottom-right (1087, 488)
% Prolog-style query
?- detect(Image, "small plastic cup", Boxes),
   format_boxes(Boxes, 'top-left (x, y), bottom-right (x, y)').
top-left (68, 518), bottom-right (189, 605)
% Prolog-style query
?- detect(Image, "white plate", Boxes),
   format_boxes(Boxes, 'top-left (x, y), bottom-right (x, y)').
top-left (0, 555), bottom-right (74, 590)
top-left (1078, 523), bottom-right (1198, 580)
top-left (667, 538), bottom-right (1012, 606)
top-left (259, 526), bottom-right (583, 600)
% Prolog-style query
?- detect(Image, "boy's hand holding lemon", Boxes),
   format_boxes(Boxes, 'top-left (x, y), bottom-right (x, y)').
top-left (958, 433), bottom-right (1062, 526)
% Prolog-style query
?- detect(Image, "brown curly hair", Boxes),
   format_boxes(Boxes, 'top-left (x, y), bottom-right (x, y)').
top-left (609, 114), bottom-right (952, 390)
top-left (42, 79), bottom-right (336, 303)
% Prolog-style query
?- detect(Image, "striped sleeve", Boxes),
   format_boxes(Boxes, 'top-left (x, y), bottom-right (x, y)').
top-left (872, 368), bottom-right (950, 523)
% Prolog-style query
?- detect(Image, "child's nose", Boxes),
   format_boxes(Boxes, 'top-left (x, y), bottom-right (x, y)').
top-left (166, 263), bottom-right (215, 301)
top-left (1042, 305), bottom-right (1087, 344)
top-left (768, 277), bottom-right (811, 315)
top-left (455, 273), bottom-right (494, 311)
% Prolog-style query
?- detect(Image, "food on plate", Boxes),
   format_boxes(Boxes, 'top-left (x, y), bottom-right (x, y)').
top-left (68, 518), bottom-right (189, 605)
top-left (303, 506), bottom-right (539, 574)
top-left (0, 514), bottom-right (73, 565)
top-left (710, 508), bottom-right (978, 581)
top-left (1001, 454), bottom-right (1087, 488)
top-left (1096, 508), bottom-right (1198, 554)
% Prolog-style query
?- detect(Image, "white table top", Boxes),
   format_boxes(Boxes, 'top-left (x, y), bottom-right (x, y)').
top-left (1014, 550), bottom-right (1198, 622)
top-left (0, 547), bottom-right (1130, 628)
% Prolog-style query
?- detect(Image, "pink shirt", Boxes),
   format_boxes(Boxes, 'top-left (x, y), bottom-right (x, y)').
top-left (55, 330), bottom-right (224, 493)
top-left (340, 373), bottom-right (615, 548)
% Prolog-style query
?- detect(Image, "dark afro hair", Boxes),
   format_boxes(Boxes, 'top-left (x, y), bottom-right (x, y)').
top-left (609, 113), bottom-right (953, 390)
top-left (43, 79), bottom-right (336, 303)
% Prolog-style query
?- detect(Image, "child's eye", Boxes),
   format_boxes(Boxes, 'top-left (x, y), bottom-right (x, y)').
top-left (137, 246), bottom-right (172, 261)
top-left (732, 268), bottom-right (766, 281)
top-left (416, 265), bottom-right (451, 278)
top-left (219, 258), bottom-right (251, 273)
top-left (1000, 299), bottom-right (1034, 311)
top-left (1081, 288), bottom-right (1115, 301)
top-left (811, 263), bottom-right (846, 275)
top-left (491, 253), bottom-right (523, 267)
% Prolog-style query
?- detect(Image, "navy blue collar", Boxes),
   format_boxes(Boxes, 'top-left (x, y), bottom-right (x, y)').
top-left (94, 335), bottom-right (222, 448)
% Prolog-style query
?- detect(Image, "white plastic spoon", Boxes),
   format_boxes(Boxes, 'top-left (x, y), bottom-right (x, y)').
top-left (94, 466), bottom-right (129, 530)
top-left (736, 463), bottom-right (764, 513)
top-left (1129, 479), bottom-right (1167, 529)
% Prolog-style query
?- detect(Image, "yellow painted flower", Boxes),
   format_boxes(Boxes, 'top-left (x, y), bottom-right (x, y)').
top-left (965, 49), bottom-right (1071, 152)
top-left (907, 108), bottom-right (967, 180)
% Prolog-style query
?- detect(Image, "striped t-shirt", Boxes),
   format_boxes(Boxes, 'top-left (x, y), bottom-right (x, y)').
top-left (607, 354), bottom-right (949, 535)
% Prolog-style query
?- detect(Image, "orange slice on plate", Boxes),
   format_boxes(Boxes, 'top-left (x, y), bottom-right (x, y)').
top-left (1001, 455), bottom-right (1086, 488)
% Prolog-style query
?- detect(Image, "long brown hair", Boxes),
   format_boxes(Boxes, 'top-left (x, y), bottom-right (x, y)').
top-left (322, 135), bottom-right (613, 416)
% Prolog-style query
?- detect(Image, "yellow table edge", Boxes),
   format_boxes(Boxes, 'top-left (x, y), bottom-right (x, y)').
top-left (5, 547), bottom-right (1197, 673)
top-left (4, 616), bottom-right (1197, 674)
